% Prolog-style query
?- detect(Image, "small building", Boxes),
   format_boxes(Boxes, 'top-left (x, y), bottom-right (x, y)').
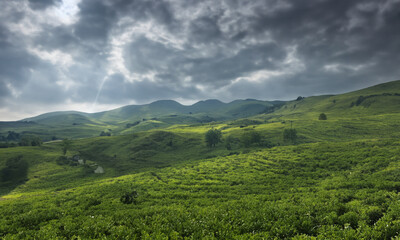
top-left (94, 166), bottom-right (104, 174)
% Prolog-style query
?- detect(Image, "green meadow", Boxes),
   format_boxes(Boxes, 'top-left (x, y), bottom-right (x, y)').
top-left (1, 80), bottom-right (400, 239)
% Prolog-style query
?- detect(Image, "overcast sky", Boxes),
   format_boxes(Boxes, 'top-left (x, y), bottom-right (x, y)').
top-left (0, 0), bottom-right (399, 120)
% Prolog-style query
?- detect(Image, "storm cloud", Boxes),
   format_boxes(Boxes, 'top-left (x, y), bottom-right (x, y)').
top-left (0, 0), bottom-right (399, 120)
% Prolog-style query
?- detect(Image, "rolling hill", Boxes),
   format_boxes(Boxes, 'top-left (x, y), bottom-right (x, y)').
top-left (272, 80), bottom-right (400, 119)
top-left (1, 80), bottom-right (400, 238)
top-left (1, 80), bottom-right (400, 142)
top-left (0, 99), bottom-right (278, 140)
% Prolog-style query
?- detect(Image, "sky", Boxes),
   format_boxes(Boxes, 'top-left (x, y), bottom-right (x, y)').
top-left (0, 0), bottom-right (399, 121)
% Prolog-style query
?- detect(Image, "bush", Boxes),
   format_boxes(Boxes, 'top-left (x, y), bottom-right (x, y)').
top-left (319, 113), bottom-right (327, 120)
top-left (100, 131), bottom-right (111, 136)
top-left (56, 156), bottom-right (69, 165)
top-left (120, 191), bottom-right (138, 204)
top-left (366, 207), bottom-right (383, 225)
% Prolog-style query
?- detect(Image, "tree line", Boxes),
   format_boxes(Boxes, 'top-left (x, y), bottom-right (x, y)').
top-left (205, 127), bottom-right (298, 149)
top-left (0, 131), bottom-right (42, 148)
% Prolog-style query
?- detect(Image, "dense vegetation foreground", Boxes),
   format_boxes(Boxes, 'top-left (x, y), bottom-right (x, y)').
top-left (2, 81), bottom-right (400, 239)
top-left (2, 137), bottom-right (400, 239)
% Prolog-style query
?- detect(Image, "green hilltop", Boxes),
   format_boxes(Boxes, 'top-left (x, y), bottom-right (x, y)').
top-left (274, 80), bottom-right (400, 119)
top-left (1, 80), bottom-right (400, 238)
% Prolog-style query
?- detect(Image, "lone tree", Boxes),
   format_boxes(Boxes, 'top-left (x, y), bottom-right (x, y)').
top-left (283, 128), bottom-right (297, 143)
top-left (62, 138), bottom-right (72, 155)
top-left (319, 113), bottom-right (327, 120)
top-left (205, 129), bottom-right (222, 147)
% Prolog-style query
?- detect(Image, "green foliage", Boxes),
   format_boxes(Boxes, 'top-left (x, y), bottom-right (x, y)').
top-left (319, 113), bottom-right (327, 120)
top-left (2, 140), bottom-right (400, 238)
top-left (62, 138), bottom-right (72, 155)
top-left (242, 130), bottom-right (262, 147)
top-left (3, 80), bottom-right (400, 238)
top-left (6, 131), bottom-right (20, 141)
top-left (19, 135), bottom-right (42, 146)
top-left (356, 95), bottom-right (366, 106)
top-left (283, 128), bottom-right (297, 143)
top-left (120, 190), bottom-right (138, 204)
top-left (0, 155), bottom-right (28, 183)
top-left (224, 135), bottom-right (234, 150)
top-left (205, 129), bottom-right (222, 147)
top-left (56, 156), bottom-right (69, 165)
top-left (125, 121), bottom-right (140, 128)
top-left (99, 131), bottom-right (111, 136)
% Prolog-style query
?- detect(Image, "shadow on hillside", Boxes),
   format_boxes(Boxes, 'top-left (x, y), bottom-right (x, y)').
top-left (0, 182), bottom-right (26, 197)
top-left (0, 155), bottom-right (28, 196)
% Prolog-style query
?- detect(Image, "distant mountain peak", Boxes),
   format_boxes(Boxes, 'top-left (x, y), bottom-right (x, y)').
top-left (192, 99), bottom-right (224, 105)
top-left (149, 100), bottom-right (182, 106)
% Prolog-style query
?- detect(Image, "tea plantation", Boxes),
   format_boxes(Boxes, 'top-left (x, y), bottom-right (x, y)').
top-left (2, 80), bottom-right (400, 239)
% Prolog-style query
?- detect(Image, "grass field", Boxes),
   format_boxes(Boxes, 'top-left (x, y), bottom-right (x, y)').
top-left (1, 80), bottom-right (400, 238)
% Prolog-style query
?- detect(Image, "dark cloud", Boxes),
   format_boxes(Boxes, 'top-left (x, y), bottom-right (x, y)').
top-left (34, 25), bottom-right (77, 50)
top-left (111, 0), bottom-right (176, 27)
top-left (0, 0), bottom-right (400, 120)
top-left (96, 73), bottom-right (201, 104)
top-left (124, 36), bottom-right (286, 87)
top-left (189, 15), bottom-right (223, 43)
top-left (0, 24), bottom-right (38, 103)
top-left (74, 0), bottom-right (117, 43)
top-left (28, 0), bottom-right (61, 10)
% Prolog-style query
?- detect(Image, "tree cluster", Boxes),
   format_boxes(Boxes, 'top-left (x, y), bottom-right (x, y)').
top-left (242, 130), bottom-right (262, 147)
top-left (19, 135), bottom-right (43, 146)
top-left (205, 129), bottom-right (222, 147)
top-left (100, 131), bottom-right (111, 136)
top-left (5, 131), bottom-right (20, 141)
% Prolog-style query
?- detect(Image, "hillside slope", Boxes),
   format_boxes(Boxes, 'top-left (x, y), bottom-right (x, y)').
top-left (91, 99), bottom-right (275, 123)
top-left (271, 80), bottom-right (400, 120)
top-left (2, 138), bottom-right (400, 238)
top-left (2, 80), bottom-right (400, 141)
top-left (1, 80), bottom-right (400, 238)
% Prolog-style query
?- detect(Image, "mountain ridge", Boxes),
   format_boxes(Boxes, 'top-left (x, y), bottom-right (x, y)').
top-left (2, 79), bottom-right (400, 140)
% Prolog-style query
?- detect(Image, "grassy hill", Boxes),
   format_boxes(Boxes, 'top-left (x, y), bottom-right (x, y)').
top-left (272, 80), bottom-right (400, 120)
top-left (2, 80), bottom-right (399, 141)
top-left (0, 99), bottom-right (277, 141)
top-left (1, 80), bottom-right (400, 238)
top-left (1, 138), bottom-right (400, 238)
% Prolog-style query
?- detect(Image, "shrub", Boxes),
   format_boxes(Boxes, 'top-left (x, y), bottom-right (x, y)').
top-left (120, 191), bottom-right (138, 204)
top-left (56, 156), bottom-right (69, 165)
